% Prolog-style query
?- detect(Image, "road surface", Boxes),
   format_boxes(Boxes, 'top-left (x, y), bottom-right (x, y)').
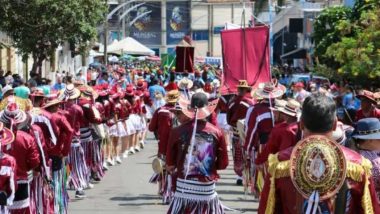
top-left (68, 133), bottom-right (259, 213)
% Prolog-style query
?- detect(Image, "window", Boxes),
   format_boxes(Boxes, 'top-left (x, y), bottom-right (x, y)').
top-left (192, 30), bottom-right (209, 41)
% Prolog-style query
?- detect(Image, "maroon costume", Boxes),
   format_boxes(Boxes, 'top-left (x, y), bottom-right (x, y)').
top-left (255, 122), bottom-right (300, 165)
top-left (6, 130), bottom-right (40, 214)
top-left (149, 104), bottom-right (176, 156)
top-left (356, 107), bottom-right (380, 121)
top-left (166, 120), bottom-right (228, 214)
top-left (0, 154), bottom-right (17, 212)
top-left (226, 94), bottom-right (255, 177)
top-left (258, 146), bottom-right (380, 214)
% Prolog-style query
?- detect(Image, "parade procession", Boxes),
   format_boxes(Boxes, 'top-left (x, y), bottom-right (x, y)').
top-left (1, 0), bottom-right (380, 214)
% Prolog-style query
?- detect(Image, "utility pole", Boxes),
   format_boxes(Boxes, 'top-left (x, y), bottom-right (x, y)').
top-left (161, 0), bottom-right (167, 56)
top-left (104, 18), bottom-right (108, 65)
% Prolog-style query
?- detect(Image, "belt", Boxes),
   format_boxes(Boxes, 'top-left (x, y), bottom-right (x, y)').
top-left (14, 183), bottom-right (28, 201)
top-left (174, 179), bottom-right (217, 201)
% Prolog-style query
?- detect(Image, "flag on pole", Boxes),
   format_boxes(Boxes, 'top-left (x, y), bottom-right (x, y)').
top-left (220, 26), bottom-right (271, 94)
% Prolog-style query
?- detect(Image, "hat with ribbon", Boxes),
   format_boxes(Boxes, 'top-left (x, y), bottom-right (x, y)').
top-left (356, 90), bottom-right (377, 104)
top-left (80, 86), bottom-right (99, 100)
top-left (271, 99), bottom-right (301, 118)
top-left (236, 80), bottom-right (251, 89)
top-left (178, 77), bottom-right (193, 90)
top-left (42, 99), bottom-right (63, 110)
top-left (290, 135), bottom-right (347, 207)
top-left (352, 117), bottom-right (380, 140)
top-left (165, 90), bottom-right (180, 103)
top-left (59, 84), bottom-right (81, 101)
top-left (179, 92), bottom-right (218, 120)
top-left (254, 80), bottom-right (285, 99)
top-left (0, 102), bottom-right (28, 125)
top-left (0, 121), bottom-right (14, 147)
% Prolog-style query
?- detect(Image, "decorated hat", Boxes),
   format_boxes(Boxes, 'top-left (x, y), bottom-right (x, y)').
top-left (59, 84), bottom-right (81, 100)
top-left (178, 77), bottom-right (193, 90)
top-left (0, 102), bottom-right (28, 125)
top-left (125, 87), bottom-right (134, 97)
top-left (356, 90), bottom-right (377, 104)
top-left (152, 157), bottom-right (165, 174)
top-left (136, 79), bottom-right (147, 90)
top-left (80, 86), bottom-right (99, 100)
top-left (0, 122), bottom-right (14, 146)
top-left (290, 135), bottom-right (347, 201)
top-left (2, 85), bottom-right (14, 96)
top-left (352, 117), bottom-right (380, 140)
top-left (42, 99), bottom-right (63, 109)
top-left (30, 88), bottom-right (45, 98)
top-left (236, 80), bottom-right (251, 88)
top-left (165, 90), bottom-right (180, 103)
top-left (271, 99), bottom-right (301, 118)
top-left (332, 122), bottom-right (348, 145)
top-left (179, 92), bottom-right (218, 120)
top-left (254, 80), bottom-right (285, 99)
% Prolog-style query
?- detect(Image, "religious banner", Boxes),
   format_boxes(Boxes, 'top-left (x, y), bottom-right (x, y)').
top-left (129, 2), bottom-right (161, 45)
top-left (220, 26), bottom-right (271, 94)
top-left (175, 46), bottom-right (194, 73)
top-left (167, 1), bottom-right (191, 45)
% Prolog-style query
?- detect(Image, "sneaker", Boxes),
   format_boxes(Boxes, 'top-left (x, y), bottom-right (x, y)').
top-left (134, 146), bottom-right (141, 152)
top-left (103, 162), bottom-right (109, 171)
top-left (116, 156), bottom-right (122, 164)
top-left (86, 183), bottom-right (94, 189)
top-left (129, 148), bottom-right (136, 154)
top-left (75, 190), bottom-right (86, 199)
top-left (139, 141), bottom-right (145, 149)
top-left (122, 151), bottom-right (129, 159)
top-left (106, 158), bottom-right (114, 166)
top-left (236, 178), bottom-right (243, 186)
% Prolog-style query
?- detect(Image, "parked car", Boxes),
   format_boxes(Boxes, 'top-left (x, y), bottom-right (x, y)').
top-left (286, 73), bottom-right (331, 87)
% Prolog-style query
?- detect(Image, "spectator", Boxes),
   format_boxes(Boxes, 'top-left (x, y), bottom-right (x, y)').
top-left (0, 68), bottom-right (6, 87)
top-left (28, 72), bottom-right (38, 88)
top-left (53, 75), bottom-right (66, 91)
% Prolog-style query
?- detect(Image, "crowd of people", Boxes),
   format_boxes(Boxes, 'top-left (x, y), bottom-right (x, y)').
top-left (0, 59), bottom-right (380, 214)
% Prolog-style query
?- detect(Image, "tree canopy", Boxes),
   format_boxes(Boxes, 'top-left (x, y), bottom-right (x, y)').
top-left (313, 0), bottom-right (380, 82)
top-left (0, 0), bottom-right (107, 73)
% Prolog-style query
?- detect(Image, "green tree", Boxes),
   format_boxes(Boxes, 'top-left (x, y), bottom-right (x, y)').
top-left (313, 6), bottom-right (352, 68)
top-left (326, 6), bottom-right (380, 79)
top-left (0, 0), bottom-right (107, 73)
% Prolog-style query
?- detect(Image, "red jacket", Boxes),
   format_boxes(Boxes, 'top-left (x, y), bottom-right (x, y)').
top-left (63, 102), bottom-right (84, 138)
top-left (226, 94), bottom-right (255, 128)
top-left (149, 104), bottom-right (175, 155)
top-left (30, 108), bottom-right (59, 153)
top-left (244, 102), bottom-right (274, 154)
top-left (356, 107), bottom-right (380, 121)
top-left (5, 130), bottom-right (40, 181)
top-left (166, 120), bottom-right (228, 182)
top-left (165, 82), bottom-right (178, 91)
top-left (258, 146), bottom-right (380, 214)
top-left (255, 122), bottom-right (299, 165)
top-left (0, 154), bottom-right (17, 201)
top-left (50, 111), bottom-right (74, 157)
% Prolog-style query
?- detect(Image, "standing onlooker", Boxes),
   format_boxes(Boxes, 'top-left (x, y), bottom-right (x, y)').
top-left (355, 90), bottom-right (380, 121)
top-left (0, 68), bottom-right (6, 87)
top-left (28, 72), bottom-right (38, 88)
top-left (352, 118), bottom-right (380, 202)
top-left (52, 75), bottom-right (66, 91)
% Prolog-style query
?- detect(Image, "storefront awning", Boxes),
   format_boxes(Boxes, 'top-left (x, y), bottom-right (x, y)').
top-left (281, 48), bottom-right (307, 59)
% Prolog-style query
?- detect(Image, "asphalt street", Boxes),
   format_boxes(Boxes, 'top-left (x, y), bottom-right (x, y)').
top-left (68, 133), bottom-right (259, 213)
